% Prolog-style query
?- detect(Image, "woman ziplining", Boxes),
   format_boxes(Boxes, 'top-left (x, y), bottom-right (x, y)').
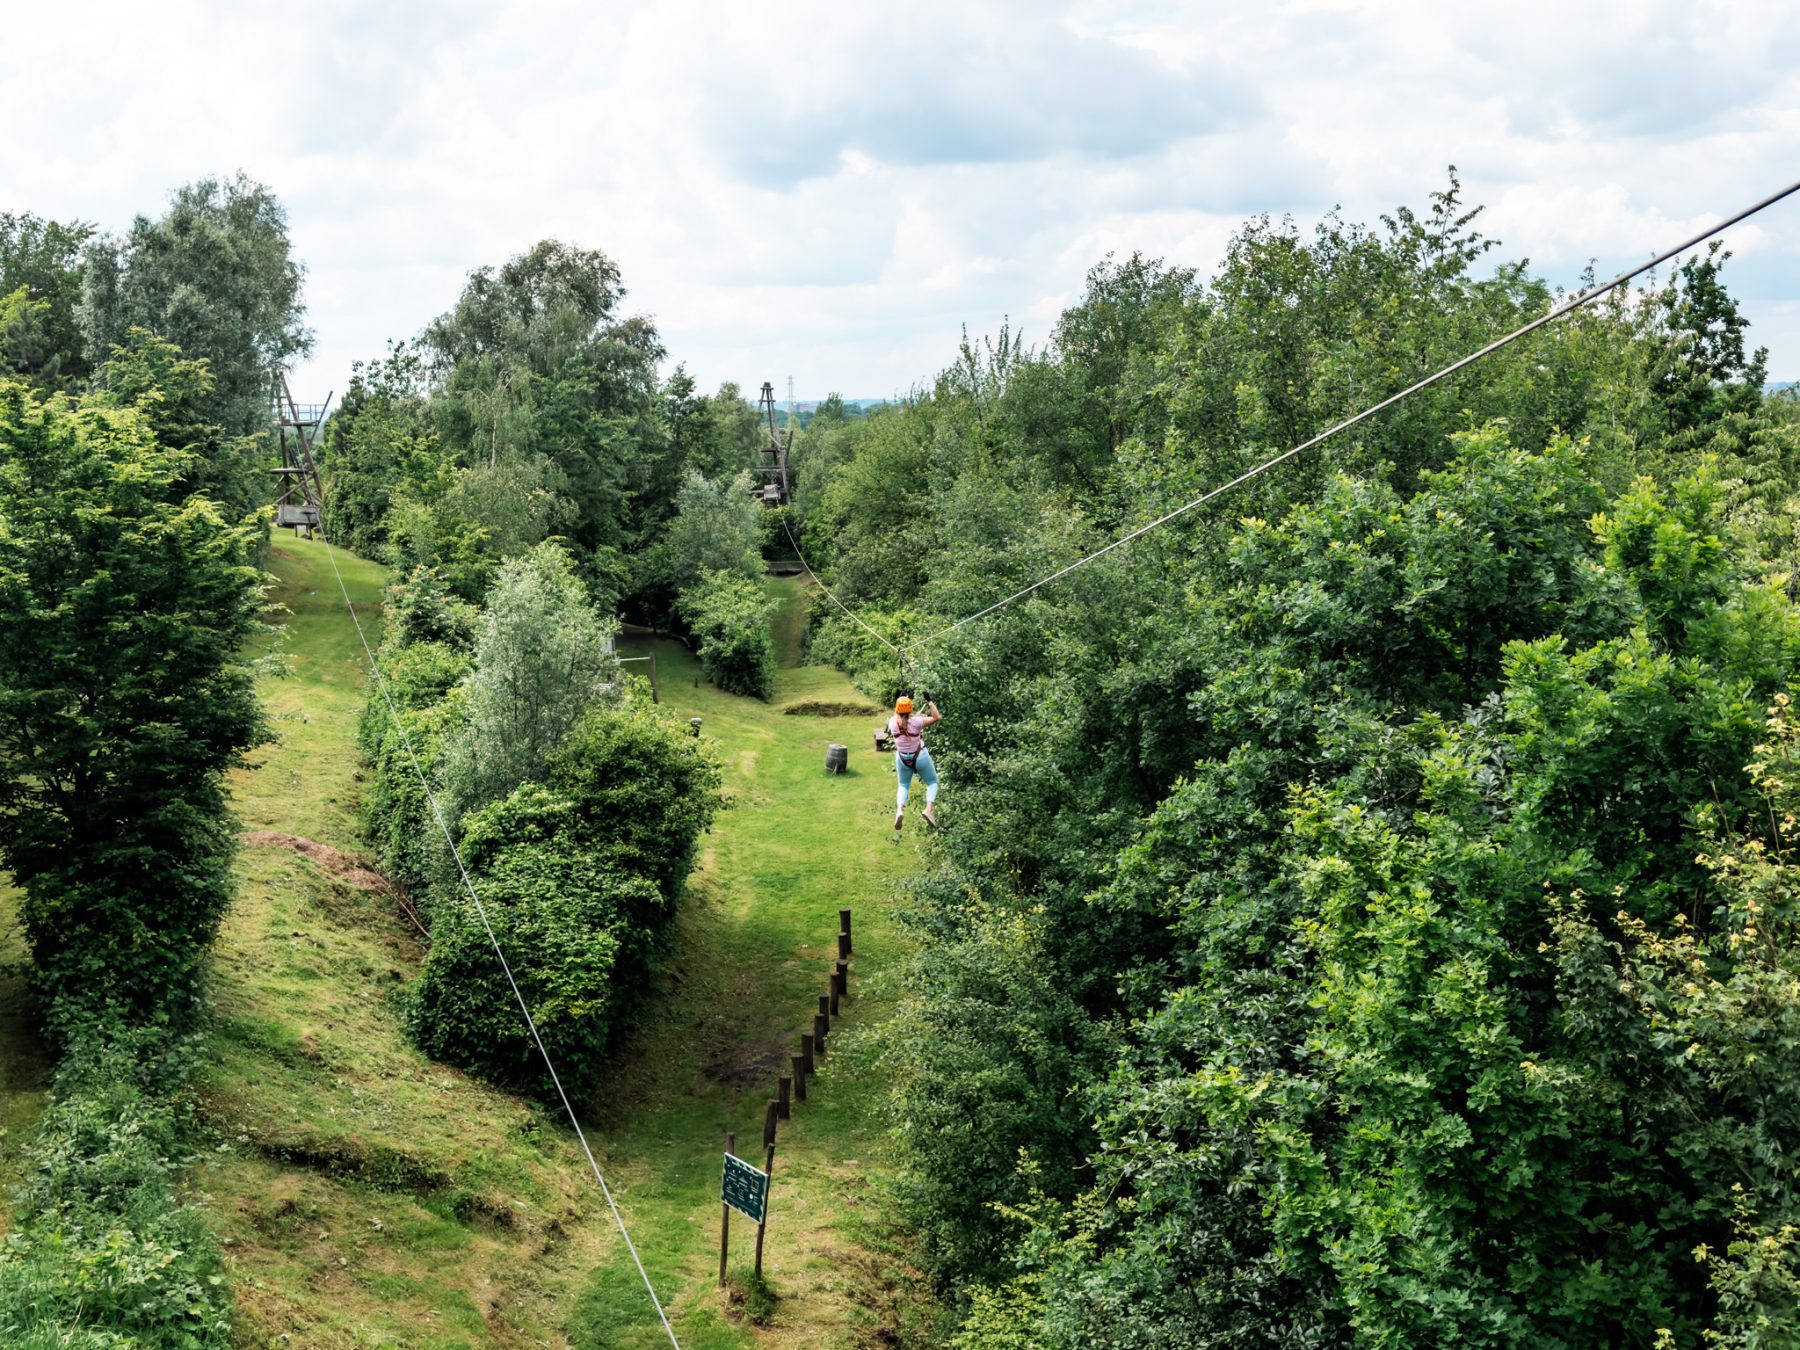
top-left (888, 695), bottom-right (942, 835)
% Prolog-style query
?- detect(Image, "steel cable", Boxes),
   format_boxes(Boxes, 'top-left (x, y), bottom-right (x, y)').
top-left (314, 529), bottom-right (682, 1349)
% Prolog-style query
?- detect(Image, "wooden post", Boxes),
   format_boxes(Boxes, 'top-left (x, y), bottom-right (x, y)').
top-left (719, 1131), bottom-right (734, 1285)
top-left (839, 908), bottom-right (852, 954)
top-left (648, 651), bottom-right (659, 705)
top-left (837, 930), bottom-right (851, 962)
top-left (791, 1054), bottom-right (807, 1101)
top-left (754, 1144), bottom-right (775, 1280)
top-left (813, 1012), bottom-right (828, 1057)
top-left (777, 1075), bottom-right (791, 1120)
top-left (818, 992), bottom-right (831, 1025)
top-left (829, 968), bottom-right (842, 1017)
top-left (800, 1033), bottom-right (814, 1075)
top-left (763, 1098), bottom-right (779, 1148)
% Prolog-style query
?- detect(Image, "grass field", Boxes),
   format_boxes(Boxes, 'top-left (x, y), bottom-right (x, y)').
top-left (194, 538), bottom-right (939, 1347)
top-left (0, 876), bottom-right (50, 1239)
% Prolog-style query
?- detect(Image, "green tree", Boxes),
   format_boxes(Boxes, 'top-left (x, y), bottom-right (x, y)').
top-left (407, 784), bottom-right (661, 1100)
top-left (660, 467), bottom-right (763, 590)
top-left (0, 211), bottom-right (93, 389)
top-left (439, 543), bottom-right (619, 826)
top-left (679, 570), bottom-right (777, 699)
top-left (423, 238), bottom-right (664, 569)
top-left (79, 173), bottom-right (310, 439)
top-left (1652, 242), bottom-right (1769, 436)
top-left (318, 340), bottom-right (434, 556)
top-left (0, 379), bottom-right (266, 1029)
top-left (91, 328), bottom-right (263, 517)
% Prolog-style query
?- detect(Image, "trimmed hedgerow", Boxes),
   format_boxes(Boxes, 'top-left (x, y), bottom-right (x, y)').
top-left (406, 802), bottom-right (659, 1099)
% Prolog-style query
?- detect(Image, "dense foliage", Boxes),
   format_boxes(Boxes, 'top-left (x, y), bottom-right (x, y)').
top-left (407, 785), bottom-right (663, 1098)
top-left (0, 353), bottom-right (268, 1342)
top-left (80, 174), bottom-right (311, 446)
top-left (318, 243), bottom-right (762, 620)
top-left (407, 695), bottom-right (720, 1095)
top-left (0, 1035), bottom-right (229, 1348)
top-left (782, 176), bottom-right (1800, 1343)
top-left (0, 378), bottom-right (266, 1031)
top-left (0, 211), bottom-right (93, 390)
top-left (437, 543), bottom-right (620, 830)
top-left (681, 569), bottom-right (778, 699)
top-left (362, 550), bottom-right (721, 1096)
top-left (0, 175), bottom-right (309, 1348)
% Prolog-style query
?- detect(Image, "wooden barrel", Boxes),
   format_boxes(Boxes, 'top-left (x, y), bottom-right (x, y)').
top-left (825, 743), bottom-right (848, 774)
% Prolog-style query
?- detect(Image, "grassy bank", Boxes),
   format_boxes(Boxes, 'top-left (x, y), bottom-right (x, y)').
top-left (196, 538), bottom-right (935, 1347)
top-left (0, 878), bottom-right (51, 1239)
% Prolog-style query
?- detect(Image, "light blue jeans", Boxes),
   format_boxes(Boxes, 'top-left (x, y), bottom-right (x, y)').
top-left (896, 746), bottom-right (938, 807)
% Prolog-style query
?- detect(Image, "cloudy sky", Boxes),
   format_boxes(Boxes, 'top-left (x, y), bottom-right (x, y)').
top-left (4, 0), bottom-right (1798, 401)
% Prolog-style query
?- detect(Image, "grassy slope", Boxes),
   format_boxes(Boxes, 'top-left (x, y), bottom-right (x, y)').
top-left (200, 539), bottom-right (936, 1348)
top-left (0, 878), bottom-right (51, 1237)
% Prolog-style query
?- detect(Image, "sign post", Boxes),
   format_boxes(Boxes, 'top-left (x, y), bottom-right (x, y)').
top-left (720, 1145), bottom-right (773, 1283)
top-left (755, 1144), bottom-right (775, 1280)
top-left (719, 1132), bottom-right (735, 1285)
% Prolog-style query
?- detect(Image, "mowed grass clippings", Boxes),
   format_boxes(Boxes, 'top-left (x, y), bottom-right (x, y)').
top-left (197, 543), bottom-right (936, 1348)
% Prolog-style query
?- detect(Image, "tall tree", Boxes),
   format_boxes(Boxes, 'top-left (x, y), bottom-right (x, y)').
top-left (438, 543), bottom-right (620, 827)
top-left (423, 239), bottom-right (664, 566)
top-left (80, 173), bottom-right (311, 440)
top-left (0, 378), bottom-right (267, 1029)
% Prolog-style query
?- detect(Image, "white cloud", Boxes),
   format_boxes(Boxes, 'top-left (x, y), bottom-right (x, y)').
top-left (2, 0), bottom-right (1797, 405)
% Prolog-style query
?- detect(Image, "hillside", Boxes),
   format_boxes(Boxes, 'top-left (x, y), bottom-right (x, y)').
top-left (188, 540), bottom-right (936, 1347)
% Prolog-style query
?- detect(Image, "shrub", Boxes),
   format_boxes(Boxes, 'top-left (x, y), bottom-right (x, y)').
top-left (360, 689), bottom-right (465, 898)
top-left (546, 699), bottom-right (722, 900)
top-left (808, 605), bottom-right (934, 702)
top-left (407, 698), bottom-right (721, 1098)
top-left (355, 638), bottom-right (472, 761)
top-left (680, 570), bottom-right (776, 699)
top-left (382, 564), bottom-right (477, 650)
top-left (406, 830), bottom-right (658, 1099)
top-left (0, 1035), bottom-right (230, 1348)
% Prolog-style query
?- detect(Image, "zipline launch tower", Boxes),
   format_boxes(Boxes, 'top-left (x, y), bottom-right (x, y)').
top-left (755, 380), bottom-right (792, 506)
top-left (273, 374), bottom-right (330, 534)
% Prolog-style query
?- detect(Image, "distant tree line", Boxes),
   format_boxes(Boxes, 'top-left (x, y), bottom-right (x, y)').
top-left (787, 173), bottom-right (1800, 1344)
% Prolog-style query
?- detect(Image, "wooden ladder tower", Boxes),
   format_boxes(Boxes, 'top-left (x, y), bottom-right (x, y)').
top-left (273, 374), bottom-right (330, 534)
top-left (755, 380), bottom-right (791, 506)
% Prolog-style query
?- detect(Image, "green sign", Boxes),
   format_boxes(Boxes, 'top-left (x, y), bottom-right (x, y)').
top-left (721, 1152), bottom-right (769, 1224)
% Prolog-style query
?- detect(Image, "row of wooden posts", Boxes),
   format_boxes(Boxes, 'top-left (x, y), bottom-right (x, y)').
top-left (720, 907), bottom-right (854, 1285)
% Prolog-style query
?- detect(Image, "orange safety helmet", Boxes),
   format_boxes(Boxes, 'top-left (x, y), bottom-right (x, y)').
top-left (895, 696), bottom-right (914, 716)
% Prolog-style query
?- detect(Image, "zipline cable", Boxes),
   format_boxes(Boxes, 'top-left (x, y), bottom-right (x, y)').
top-left (314, 531), bottom-right (683, 1350)
top-left (897, 175), bottom-right (1800, 653)
top-left (779, 507), bottom-right (903, 656)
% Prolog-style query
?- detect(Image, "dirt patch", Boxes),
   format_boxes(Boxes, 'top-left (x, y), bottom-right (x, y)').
top-left (783, 700), bottom-right (882, 717)
top-left (701, 1036), bottom-right (791, 1091)
top-left (240, 831), bottom-right (392, 893)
